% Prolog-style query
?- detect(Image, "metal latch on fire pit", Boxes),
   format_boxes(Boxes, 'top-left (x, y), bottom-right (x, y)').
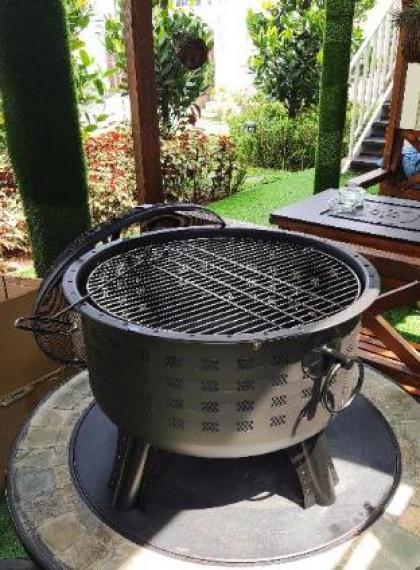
top-left (320, 346), bottom-right (364, 415)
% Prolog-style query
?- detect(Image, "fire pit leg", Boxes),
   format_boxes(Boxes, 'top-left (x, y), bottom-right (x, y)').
top-left (111, 435), bottom-right (150, 511)
top-left (287, 432), bottom-right (338, 509)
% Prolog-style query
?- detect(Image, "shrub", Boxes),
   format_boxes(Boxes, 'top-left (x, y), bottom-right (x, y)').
top-left (85, 128), bottom-right (137, 223)
top-left (0, 156), bottom-right (28, 261)
top-left (105, 4), bottom-right (214, 134)
top-left (229, 99), bottom-right (319, 171)
top-left (247, 0), bottom-right (376, 118)
top-left (161, 129), bottom-right (245, 203)
top-left (0, 126), bottom-right (244, 264)
top-left (247, 1), bottom-right (324, 118)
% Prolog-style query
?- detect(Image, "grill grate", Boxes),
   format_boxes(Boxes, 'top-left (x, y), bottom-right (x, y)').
top-left (86, 236), bottom-right (361, 337)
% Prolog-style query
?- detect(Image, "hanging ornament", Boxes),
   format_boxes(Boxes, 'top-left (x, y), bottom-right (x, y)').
top-left (173, 32), bottom-right (209, 70)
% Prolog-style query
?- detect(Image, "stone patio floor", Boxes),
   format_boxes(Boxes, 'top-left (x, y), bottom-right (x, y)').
top-left (6, 367), bottom-right (420, 570)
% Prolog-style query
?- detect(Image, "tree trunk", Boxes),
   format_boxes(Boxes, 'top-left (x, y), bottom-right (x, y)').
top-left (0, 0), bottom-right (90, 276)
top-left (314, 0), bottom-right (356, 193)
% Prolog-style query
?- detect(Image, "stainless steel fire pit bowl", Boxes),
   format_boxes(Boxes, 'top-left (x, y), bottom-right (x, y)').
top-left (63, 226), bottom-right (380, 458)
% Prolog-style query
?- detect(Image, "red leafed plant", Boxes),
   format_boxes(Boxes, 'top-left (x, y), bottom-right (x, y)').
top-left (0, 125), bottom-right (244, 268)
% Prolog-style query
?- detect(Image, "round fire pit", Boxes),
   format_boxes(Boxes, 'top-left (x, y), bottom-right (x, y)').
top-left (63, 227), bottom-right (380, 459)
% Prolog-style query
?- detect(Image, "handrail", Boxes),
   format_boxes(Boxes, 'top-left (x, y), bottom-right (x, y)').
top-left (350, 0), bottom-right (397, 67)
top-left (343, 0), bottom-right (400, 172)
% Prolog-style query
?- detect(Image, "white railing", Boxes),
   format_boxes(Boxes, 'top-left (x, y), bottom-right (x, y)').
top-left (343, 0), bottom-right (400, 171)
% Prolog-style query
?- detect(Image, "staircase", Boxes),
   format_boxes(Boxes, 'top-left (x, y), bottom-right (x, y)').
top-left (343, 0), bottom-right (399, 173)
top-left (350, 100), bottom-right (390, 172)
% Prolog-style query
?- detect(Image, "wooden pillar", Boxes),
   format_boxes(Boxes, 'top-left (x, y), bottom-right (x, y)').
top-left (124, 0), bottom-right (163, 204)
top-left (380, 0), bottom-right (409, 196)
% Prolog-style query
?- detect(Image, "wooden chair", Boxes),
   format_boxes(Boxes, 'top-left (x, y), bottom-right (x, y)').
top-left (361, 281), bottom-right (420, 393)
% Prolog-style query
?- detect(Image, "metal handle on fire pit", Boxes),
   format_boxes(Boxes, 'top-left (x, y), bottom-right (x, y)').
top-left (14, 203), bottom-right (226, 338)
top-left (15, 315), bottom-right (76, 336)
top-left (320, 347), bottom-right (364, 415)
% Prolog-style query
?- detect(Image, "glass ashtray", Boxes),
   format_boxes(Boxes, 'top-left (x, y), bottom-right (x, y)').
top-left (329, 187), bottom-right (367, 214)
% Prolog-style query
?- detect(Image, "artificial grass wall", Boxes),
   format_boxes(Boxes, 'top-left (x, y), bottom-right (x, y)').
top-left (314, 0), bottom-right (356, 193)
top-left (0, 0), bottom-right (90, 276)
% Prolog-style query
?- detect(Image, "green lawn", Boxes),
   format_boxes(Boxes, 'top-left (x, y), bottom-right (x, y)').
top-left (211, 168), bottom-right (317, 226)
top-left (0, 494), bottom-right (26, 559)
top-left (210, 167), bottom-right (365, 226)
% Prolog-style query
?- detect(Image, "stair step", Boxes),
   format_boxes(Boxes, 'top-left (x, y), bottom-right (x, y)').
top-left (364, 135), bottom-right (386, 146)
top-left (361, 137), bottom-right (386, 156)
top-left (363, 136), bottom-right (386, 150)
top-left (350, 153), bottom-right (381, 172)
top-left (371, 120), bottom-right (388, 135)
top-left (381, 101), bottom-right (390, 120)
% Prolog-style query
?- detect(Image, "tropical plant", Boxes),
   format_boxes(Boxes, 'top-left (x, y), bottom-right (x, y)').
top-left (1, 125), bottom-right (245, 262)
top-left (247, 1), bottom-right (324, 118)
top-left (161, 129), bottom-right (245, 202)
top-left (64, 0), bottom-right (108, 134)
top-left (229, 98), bottom-right (319, 171)
top-left (105, 3), bottom-right (214, 133)
top-left (247, 0), bottom-right (375, 118)
top-left (0, 0), bottom-right (90, 275)
top-left (0, 106), bottom-right (6, 151)
top-left (314, 0), bottom-right (356, 193)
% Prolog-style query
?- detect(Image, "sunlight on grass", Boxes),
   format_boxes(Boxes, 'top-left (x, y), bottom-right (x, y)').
top-left (209, 168), bottom-right (376, 226)
top-left (386, 306), bottom-right (420, 344)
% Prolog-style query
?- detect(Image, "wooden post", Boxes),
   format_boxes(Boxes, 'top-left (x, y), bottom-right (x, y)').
top-left (124, 0), bottom-right (163, 204)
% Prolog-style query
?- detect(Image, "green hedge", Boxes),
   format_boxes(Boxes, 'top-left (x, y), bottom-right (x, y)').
top-left (0, 0), bottom-right (90, 275)
top-left (229, 100), bottom-right (319, 171)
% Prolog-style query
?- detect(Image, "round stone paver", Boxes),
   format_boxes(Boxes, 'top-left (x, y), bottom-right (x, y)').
top-left (6, 368), bottom-right (420, 570)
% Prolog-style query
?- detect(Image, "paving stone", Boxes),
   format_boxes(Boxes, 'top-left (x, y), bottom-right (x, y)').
top-left (373, 518), bottom-right (420, 569)
top-left (29, 407), bottom-right (78, 429)
top-left (365, 555), bottom-right (400, 570)
top-left (88, 544), bottom-right (146, 570)
top-left (25, 491), bottom-right (80, 529)
top-left (412, 489), bottom-right (420, 508)
top-left (20, 426), bottom-right (60, 449)
top-left (16, 469), bottom-right (55, 500)
top-left (38, 512), bottom-right (82, 553)
top-left (14, 448), bottom-right (56, 471)
top-left (68, 373), bottom-right (91, 394)
top-left (53, 390), bottom-right (84, 410)
top-left (399, 506), bottom-right (420, 537)
top-left (54, 465), bottom-right (71, 490)
top-left (59, 533), bottom-right (112, 569)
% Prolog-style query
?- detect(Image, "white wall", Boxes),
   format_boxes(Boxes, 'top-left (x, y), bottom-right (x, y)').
top-left (194, 0), bottom-right (264, 94)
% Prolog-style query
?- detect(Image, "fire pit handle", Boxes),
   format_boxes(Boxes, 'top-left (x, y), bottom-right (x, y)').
top-left (136, 203), bottom-right (227, 230)
top-left (320, 348), bottom-right (364, 415)
top-left (14, 315), bottom-right (76, 336)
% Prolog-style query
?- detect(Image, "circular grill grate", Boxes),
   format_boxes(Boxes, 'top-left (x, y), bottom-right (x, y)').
top-left (86, 235), bottom-right (361, 337)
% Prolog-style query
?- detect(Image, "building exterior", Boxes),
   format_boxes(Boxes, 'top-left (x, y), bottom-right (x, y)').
top-left (188, 0), bottom-right (264, 93)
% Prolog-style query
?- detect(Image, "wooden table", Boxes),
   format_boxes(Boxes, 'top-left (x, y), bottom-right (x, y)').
top-left (271, 189), bottom-right (420, 392)
top-left (271, 189), bottom-right (420, 288)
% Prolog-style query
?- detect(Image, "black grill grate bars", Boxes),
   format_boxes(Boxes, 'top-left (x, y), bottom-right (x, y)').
top-left (86, 236), bottom-right (361, 336)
